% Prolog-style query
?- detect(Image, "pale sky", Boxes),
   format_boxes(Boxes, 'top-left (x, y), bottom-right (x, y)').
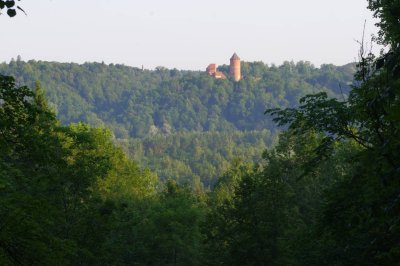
top-left (1, 0), bottom-right (379, 70)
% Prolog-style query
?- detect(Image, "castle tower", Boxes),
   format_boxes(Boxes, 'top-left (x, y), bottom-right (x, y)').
top-left (230, 53), bottom-right (241, 81)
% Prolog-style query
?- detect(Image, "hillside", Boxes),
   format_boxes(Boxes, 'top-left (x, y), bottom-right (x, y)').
top-left (0, 60), bottom-right (354, 136)
top-left (0, 59), bottom-right (355, 185)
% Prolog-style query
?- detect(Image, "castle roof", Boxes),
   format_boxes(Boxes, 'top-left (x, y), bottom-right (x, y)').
top-left (230, 53), bottom-right (240, 60)
top-left (213, 71), bottom-right (226, 79)
top-left (206, 64), bottom-right (217, 74)
top-left (207, 64), bottom-right (217, 70)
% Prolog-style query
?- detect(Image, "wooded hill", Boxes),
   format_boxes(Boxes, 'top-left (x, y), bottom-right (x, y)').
top-left (0, 60), bottom-right (354, 137)
top-left (0, 60), bottom-right (355, 185)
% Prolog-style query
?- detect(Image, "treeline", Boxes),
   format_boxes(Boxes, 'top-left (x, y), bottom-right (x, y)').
top-left (0, 59), bottom-right (354, 138)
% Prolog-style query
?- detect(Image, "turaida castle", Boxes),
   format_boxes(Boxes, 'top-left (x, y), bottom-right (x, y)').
top-left (206, 53), bottom-right (241, 81)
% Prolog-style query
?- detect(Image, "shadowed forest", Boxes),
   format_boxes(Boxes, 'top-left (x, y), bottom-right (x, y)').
top-left (1, 0), bottom-right (399, 265)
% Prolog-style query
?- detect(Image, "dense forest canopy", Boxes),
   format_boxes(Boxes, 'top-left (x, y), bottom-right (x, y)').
top-left (1, 0), bottom-right (399, 264)
top-left (0, 60), bottom-right (355, 185)
top-left (0, 60), bottom-right (355, 138)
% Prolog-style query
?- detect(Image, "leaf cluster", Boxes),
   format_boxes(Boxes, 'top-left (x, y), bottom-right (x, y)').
top-left (0, 0), bottom-right (24, 17)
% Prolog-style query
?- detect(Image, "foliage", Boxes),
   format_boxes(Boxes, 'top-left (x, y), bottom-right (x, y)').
top-left (0, 60), bottom-right (355, 138)
top-left (0, 75), bottom-right (161, 265)
top-left (0, 0), bottom-right (25, 17)
top-left (2, 1), bottom-right (398, 264)
top-left (0, 59), bottom-right (355, 185)
top-left (204, 131), bottom-right (356, 265)
top-left (203, 2), bottom-right (400, 265)
top-left (264, 1), bottom-right (400, 263)
top-left (368, 0), bottom-right (400, 47)
top-left (121, 129), bottom-right (275, 187)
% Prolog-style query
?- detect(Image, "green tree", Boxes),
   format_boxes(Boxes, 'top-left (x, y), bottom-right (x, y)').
top-left (101, 179), bottom-right (205, 266)
top-left (266, 1), bottom-right (400, 263)
top-left (0, 75), bottom-right (160, 264)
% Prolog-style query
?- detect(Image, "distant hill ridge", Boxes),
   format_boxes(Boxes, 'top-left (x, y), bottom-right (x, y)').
top-left (0, 59), bottom-right (355, 139)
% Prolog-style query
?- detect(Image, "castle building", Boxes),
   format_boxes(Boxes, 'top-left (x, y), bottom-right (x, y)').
top-left (206, 53), bottom-right (241, 81)
top-left (206, 64), bottom-right (227, 79)
top-left (230, 53), bottom-right (241, 81)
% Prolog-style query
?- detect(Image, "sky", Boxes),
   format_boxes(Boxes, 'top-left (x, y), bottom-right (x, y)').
top-left (1, 0), bottom-right (379, 70)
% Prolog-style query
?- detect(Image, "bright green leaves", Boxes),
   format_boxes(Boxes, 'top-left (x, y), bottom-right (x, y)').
top-left (0, 75), bottom-right (161, 264)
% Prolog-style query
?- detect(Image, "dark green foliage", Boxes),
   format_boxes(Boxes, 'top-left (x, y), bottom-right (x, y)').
top-left (139, 180), bottom-right (204, 265)
top-left (368, 0), bottom-right (400, 47)
top-left (95, 179), bottom-right (205, 266)
top-left (0, 0), bottom-right (24, 17)
top-left (263, 1), bottom-right (400, 263)
top-left (204, 132), bottom-right (354, 265)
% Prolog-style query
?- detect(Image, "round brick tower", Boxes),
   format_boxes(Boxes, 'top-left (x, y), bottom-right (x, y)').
top-left (230, 53), bottom-right (241, 82)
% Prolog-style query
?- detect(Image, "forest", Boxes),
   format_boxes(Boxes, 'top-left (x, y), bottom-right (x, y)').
top-left (0, 59), bottom-right (355, 137)
top-left (0, 59), bottom-right (355, 186)
top-left (1, 0), bottom-right (399, 265)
